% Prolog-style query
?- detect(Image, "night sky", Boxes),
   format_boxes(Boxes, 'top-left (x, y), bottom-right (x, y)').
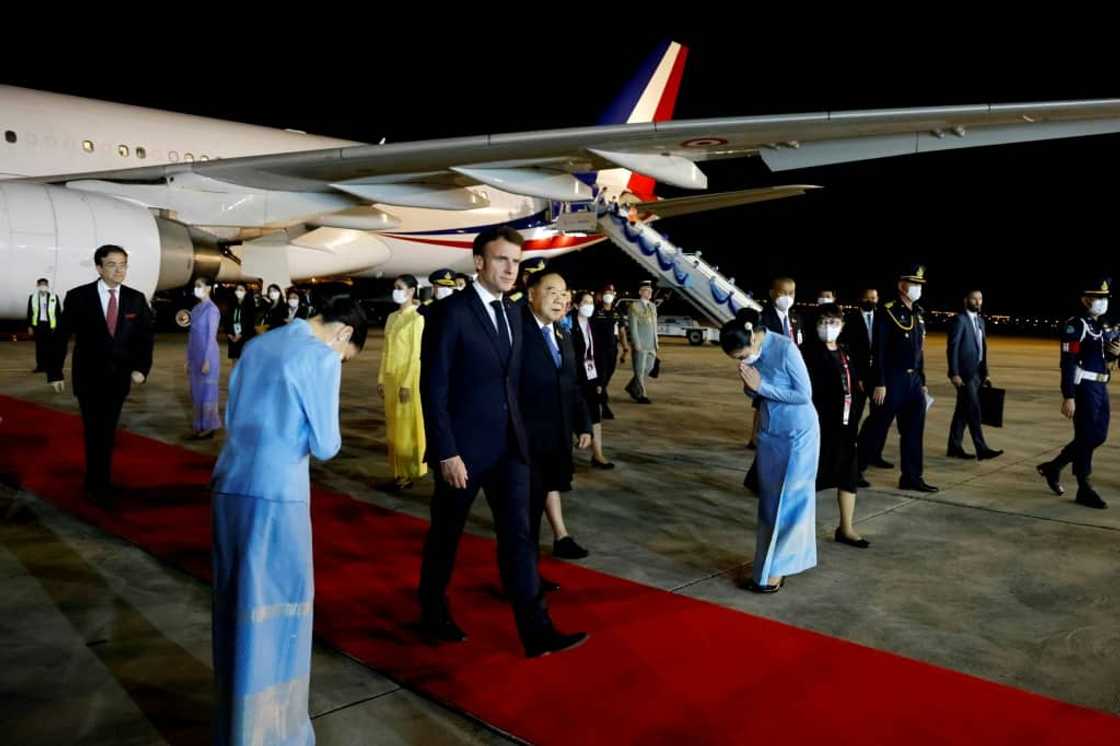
top-left (5, 32), bottom-right (1117, 318)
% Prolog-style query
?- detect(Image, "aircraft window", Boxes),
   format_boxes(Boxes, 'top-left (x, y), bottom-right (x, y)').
top-left (199, 154), bottom-right (209, 161)
top-left (4, 130), bottom-right (15, 144)
top-left (184, 152), bottom-right (194, 162)
top-left (136, 146), bottom-right (147, 159)
top-left (82, 140), bottom-right (95, 153)
top-left (169, 150), bottom-right (179, 162)
top-left (118, 145), bottom-right (129, 157)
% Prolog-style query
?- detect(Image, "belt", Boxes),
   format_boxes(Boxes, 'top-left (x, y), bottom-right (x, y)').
top-left (1076, 367), bottom-right (1111, 384)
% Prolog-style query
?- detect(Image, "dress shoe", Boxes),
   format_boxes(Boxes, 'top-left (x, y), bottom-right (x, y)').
top-left (834, 528), bottom-right (871, 549)
top-left (976, 449), bottom-right (1004, 461)
top-left (601, 403), bottom-right (615, 420)
top-left (745, 578), bottom-right (785, 594)
top-left (637, 397), bottom-right (652, 405)
top-left (524, 627), bottom-right (589, 658)
top-left (1036, 462), bottom-right (1064, 496)
top-left (867, 457), bottom-right (894, 469)
top-left (590, 459), bottom-right (616, 470)
top-left (898, 477), bottom-right (939, 493)
top-left (420, 614), bottom-right (467, 643)
top-left (946, 447), bottom-right (975, 459)
top-left (553, 536), bottom-right (590, 560)
top-left (1075, 486), bottom-right (1108, 510)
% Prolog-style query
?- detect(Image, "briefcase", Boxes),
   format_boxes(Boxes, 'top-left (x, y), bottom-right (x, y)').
top-left (979, 386), bottom-right (1005, 428)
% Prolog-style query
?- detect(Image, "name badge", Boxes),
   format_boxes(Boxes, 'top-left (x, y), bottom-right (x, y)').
top-left (584, 359), bottom-right (598, 380)
top-left (843, 394), bottom-right (852, 426)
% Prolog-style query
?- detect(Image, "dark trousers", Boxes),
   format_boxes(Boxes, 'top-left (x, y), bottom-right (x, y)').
top-left (418, 451), bottom-right (546, 636)
top-left (858, 371), bottom-right (926, 481)
top-left (1051, 381), bottom-right (1111, 485)
top-left (78, 393), bottom-right (127, 491)
top-left (33, 323), bottom-right (55, 370)
top-left (948, 375), bottom-right (989, 452)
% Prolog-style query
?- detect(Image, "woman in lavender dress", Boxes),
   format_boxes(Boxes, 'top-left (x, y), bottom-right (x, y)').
top-left (187, 277), bottom-right (222, 439)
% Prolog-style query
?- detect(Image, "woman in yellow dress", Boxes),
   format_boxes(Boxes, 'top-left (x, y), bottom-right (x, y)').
top-left (378, 274), bottom-right (427, 490)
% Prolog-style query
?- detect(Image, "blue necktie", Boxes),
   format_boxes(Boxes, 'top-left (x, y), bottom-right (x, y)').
top-left (542, 325), bottom-right (561, 368)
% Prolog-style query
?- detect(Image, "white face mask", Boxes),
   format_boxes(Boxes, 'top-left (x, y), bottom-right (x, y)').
top-left (602, 293), bottom-right (616, 305)
top-left (817, 297), bottom-right (833, 306)
top-left (906, 285), bottom-right (922, 302)
top-left (288, 298), bottom-right (300, 309)
top-left (235, 290), bottom-right (246, 301)
top-left (38, 286), bottom-right (49, 294)
top-left (579, 303), bottom-right (595, 318)
top-left (742, 351), bottom-right (762, 365)
top-left (269, 291), bottom-right (281, 301)
top-left (193, 286), bottom-right (206, 299)
top-left (774, 295), bottom-right (794, 313)
top-left (435, 286), bottom-right (454, 300)
top-left (392, 288), bottom-right (409, 305)
top-left (818, 324), bottom-right (842, 343)
top-left (1090, 299), bottom-right (1109, 317)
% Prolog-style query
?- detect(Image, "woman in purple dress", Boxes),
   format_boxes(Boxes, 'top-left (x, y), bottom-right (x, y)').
top-left (187, 277), bottom-right (222, 439)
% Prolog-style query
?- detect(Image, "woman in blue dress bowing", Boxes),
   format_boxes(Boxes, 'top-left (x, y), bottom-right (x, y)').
top-left (187, 277), bottom-right (222, 439)
top-left (721, 308), bottom-right (819, 593)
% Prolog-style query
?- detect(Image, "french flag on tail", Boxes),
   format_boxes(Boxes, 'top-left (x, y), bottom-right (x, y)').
top-left (594, 40), bottom-right (689, 202)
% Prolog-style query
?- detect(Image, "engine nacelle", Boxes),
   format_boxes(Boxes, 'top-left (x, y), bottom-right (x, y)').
top-left (0, 182), bottom-right (243, 319)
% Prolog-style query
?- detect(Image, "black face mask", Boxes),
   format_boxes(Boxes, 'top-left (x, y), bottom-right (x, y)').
top-left (967, 303), bottom-right (981, 313)
top-left (859, 301), bottom-right (876, 312)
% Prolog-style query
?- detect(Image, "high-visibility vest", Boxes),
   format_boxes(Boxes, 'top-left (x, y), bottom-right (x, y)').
top-left (30, 293), bottom-right (58, 329)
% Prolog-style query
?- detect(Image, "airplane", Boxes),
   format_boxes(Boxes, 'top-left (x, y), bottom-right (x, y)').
top-left (3, 40), bottom-right (1120, 322)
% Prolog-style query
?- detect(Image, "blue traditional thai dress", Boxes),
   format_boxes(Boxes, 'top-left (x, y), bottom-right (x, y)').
top-left (188, 297), bottom-right (222, 433)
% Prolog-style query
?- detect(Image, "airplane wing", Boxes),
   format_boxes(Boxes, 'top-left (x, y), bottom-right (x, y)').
top-left (635, 185), bottom-right (822, 219)
top-left (20, 98), bottom-right (1120, 207)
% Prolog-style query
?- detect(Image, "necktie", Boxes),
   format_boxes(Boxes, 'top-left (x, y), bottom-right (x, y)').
top-left (782, 315), bottom-right (790, 338)
top-left (543, 325), bottom-right (561, 368)
top-left (974, 317), bottom-right (983, 358)
top-left (106, 288), bottom-right (119, 337)
top-left (865, 312), bottom-right (873, 344)
top-left (491, 300), bottom-right (511, 360)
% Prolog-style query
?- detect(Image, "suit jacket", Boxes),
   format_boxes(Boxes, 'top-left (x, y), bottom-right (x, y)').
top-left (840, 307), bottom-right (877, 388)
top-left (48, 280), bottom-right (155, 398)
top-left (520, 312), bottom-right (593, 458)
top-left (947, 312), bottom-right (989, 381)
top-left (223, 296), bottom-right (257, 339)
top-left (570, 312), bottom-right (601, 385)
top-left (420, 286), bottom-right (529, 471)
top-left (760, 304), bottom-right (803, 347)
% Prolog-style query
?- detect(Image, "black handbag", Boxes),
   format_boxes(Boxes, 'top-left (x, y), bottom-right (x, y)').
top-left (650, 356), bottom-right (661, 378)
top-left (979, 385), bottom-right (1005, 428)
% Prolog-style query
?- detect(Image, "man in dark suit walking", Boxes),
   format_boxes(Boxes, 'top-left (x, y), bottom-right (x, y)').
top-left (841, 287), bottom-right (879, 486)
top-left (520, 270), bottom-right (594, 572)
top-left (47, 245), bottom-right (155, 500)
top-left (419, 226), bottom-right (587, 658)
top-left (946, 289), bottom-right (1003, 460)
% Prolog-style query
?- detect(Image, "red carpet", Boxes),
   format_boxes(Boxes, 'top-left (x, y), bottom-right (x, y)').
top-left (2, 393), bottom-right (1118, 745)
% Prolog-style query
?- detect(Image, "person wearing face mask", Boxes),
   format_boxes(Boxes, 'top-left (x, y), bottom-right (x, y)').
top-left (224, 284), bottom-right (257, 361)
top-left (947, 289), bottom-right (1003, 461)
top-left (27, 277), bottom-right (62, 373)
top-left (843, 288), bottom-right (879, 488)
top-left (420, 269), bottom-right (457, 319)
top-left (624, 279), bottom-right (660, 404)
top-left (720, 308), bottom-right (819, 593)
top-left (285, 291), bottom-right (309, 325)
top-left (1037, 277), bottom-right (1120, 509)
top-left (378, 274), bottom-right (427, 491)
top-left (745, 277), bottom-right (803, 492)
top-left (210, 295), bottom-right (367, 746)
top-left (809, 288), bottom-right (837, 329)
top-left (572, 291), bottom-right (615, 473)
top-left (592, 284), bottom-right (626, 420)
top-left (804, 304), bottom-right (869, 548)
top-left (265, 283), bottom-right (287, 330)
top-left (185, 277), bottom-right (222, 439)
top-left (857, 264), bottom-right (938, 493)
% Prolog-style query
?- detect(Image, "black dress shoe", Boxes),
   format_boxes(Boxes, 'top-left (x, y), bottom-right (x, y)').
top-left (898, 478), bottom-right (939, 493)
top-left (590, 459), bottom-right (616, 470)
top-left (553, 537), bottom-right (590, 560)
top-left (1036, 462), bottom-right (1064, 496)
top-left (539, 576), bottom-right (561, 593)
top-left (834, 528), bottom-right (871, 549)
top-left (744, 578), bottom-right (785, 594)
top-left (524, 628), bottom-right (589, 658)
top-left (1075, 487), bottom-right (1108, 510)
top-left (420, 614), bottom-right (467, 643)
top-left (637, 397), bottom-right (652, 404)
top-left (976, 449), bottom-right (1004, 461)
top-left (601, 404), bottom-right (615, 420)
top-left (857, 477), bottom-right (872, 489)
top-left (868, 457), bottom-right (894, 469)
top-left (946, 447), bottom-right (975, 459)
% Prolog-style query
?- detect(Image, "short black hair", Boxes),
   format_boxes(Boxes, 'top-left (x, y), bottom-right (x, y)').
top-left (195, 276), bottom-right (213, 288)
top-left (94, 244), bottom-right (127, 266)
top-left (397, 274), bottom-right (419, 290)
top-left (235, 283), bottom-right (248, 292)
top-left (576, 290), bottom-right (595, 304)
top-left (526, 270), bottom-right (564, 290)
top-left (319, 295), bottom-right (369, 352)
top-left (720, 308), bottom-right (761, 354)
top-left (37, 277), bottom-right (49, 285)
top-left (817, 303), bottom-right (844, 321)
top-left (473, 225), bottom-right (524, 257)
top-left (818, 289), bottom-right (836, 297)
top-left (267, 283), bottom-right (283, 294)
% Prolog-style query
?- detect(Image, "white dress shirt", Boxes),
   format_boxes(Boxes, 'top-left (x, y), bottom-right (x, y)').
top-left (97, 279), bottom-right (120, 318)
top-left (473, 282), bottom-right (512, 340)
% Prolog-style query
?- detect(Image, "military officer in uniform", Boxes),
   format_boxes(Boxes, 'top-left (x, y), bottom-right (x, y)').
top-left (858, 264), bottom-right (939, 493)
top-left (508, 256), bottom-right (548, 306)
top-left (1037, 277), bottom-right (1120, 509)
top-left (624, 279), bottom-right (659, 404)
top-left (420, 269), bottom-right (457, 319)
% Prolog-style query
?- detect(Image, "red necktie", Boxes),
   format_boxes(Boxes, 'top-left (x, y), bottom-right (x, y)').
top-left (106, 288), bottom-right (119, 337)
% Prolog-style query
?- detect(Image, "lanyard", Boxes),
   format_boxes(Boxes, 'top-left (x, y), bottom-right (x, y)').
top-left (839, 349), bottom-right (853, 426)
